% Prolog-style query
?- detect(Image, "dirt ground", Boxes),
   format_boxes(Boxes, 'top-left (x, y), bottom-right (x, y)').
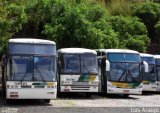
top-left (0, 92), bottom-right (160, 113)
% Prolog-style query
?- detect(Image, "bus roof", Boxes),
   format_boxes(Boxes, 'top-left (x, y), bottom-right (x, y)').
top-left (96, 49), bottom-right (139, 54)
top-left (140, 53), bottom-right (154, 57)
top-left (58, 48), bottom-right (97, 54)
top-left (154, 55), bottom-right (160, 59)
top-left (9, 38), bottom-right (56, 45)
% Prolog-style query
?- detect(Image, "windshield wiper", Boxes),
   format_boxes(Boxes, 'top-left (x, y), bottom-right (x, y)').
top-left (118, 70), bottom-right (126, 82)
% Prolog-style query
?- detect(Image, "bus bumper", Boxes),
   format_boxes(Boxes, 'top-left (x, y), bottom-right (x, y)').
top-left (60, 85), bottom-right (98, 92)
top-left (107, 87), bottom-right (142, 95)
top-left (156, 82), bottom-right (160, 92)
top-left (142, 83), bottom-right (157, 92)
top-left (6, 88), bottom-right (57, 99)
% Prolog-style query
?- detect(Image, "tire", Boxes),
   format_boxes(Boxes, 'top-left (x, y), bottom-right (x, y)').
top-left (4, 99), bottom-right (11, 105)
top-left (123, 94), bottom-right (129, 98)
top-left (85, 93), bottom-right (91, 98)
top-left (44, 99), bottom-right (50, 103)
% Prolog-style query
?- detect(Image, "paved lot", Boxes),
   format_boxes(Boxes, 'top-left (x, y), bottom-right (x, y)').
top-left (0, 92), bottom-right (160, 113)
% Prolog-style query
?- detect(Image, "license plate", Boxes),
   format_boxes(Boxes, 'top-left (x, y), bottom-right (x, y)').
top-left (63, 89), bottom-right (70, 92)
top-left (123, 90), bottom-right (129, 94)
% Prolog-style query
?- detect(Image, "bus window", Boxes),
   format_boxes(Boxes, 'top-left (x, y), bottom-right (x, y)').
top-left (11, 56), bottom-right (32, 81)
top-left (34, 57), bottom-right (56, 81)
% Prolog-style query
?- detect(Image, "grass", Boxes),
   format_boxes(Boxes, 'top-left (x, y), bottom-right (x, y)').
top-left (105, 0), bottom-right (133, 16)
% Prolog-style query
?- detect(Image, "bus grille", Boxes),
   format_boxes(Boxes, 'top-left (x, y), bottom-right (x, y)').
top-left (72, 82), bottom-right (89, 85)
top-left (71, 86), bottom-right (90, 90)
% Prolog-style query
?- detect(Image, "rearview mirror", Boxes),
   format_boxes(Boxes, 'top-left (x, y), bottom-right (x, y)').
top-left (106, 60), bottom-right (110, 71)
top-left (143, 61), bottom-right (148, 73)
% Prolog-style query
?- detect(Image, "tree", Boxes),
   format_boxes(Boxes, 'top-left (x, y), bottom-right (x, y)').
top-left (43, 0), bottom-right (119, 49)
top-left (110, 16), bottom-right (150, 52)
top-left (0, 0), bottom-right (27, 53)
top-left (132, 2), bottom-right (160, 42)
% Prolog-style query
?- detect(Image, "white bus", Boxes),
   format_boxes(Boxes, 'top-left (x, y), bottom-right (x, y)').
top-left (140, 53), bottom-right (157, 92)
top-left (154, 55), bottom-right (160, 92)
top-left (96, 49), bottom-right (148, 96)
top-left (57, 48), bottom-right (99, 96)
top-left (2, 38), bottom-right (57, 103)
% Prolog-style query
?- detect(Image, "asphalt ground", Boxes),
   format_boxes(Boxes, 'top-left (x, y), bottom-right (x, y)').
top-left (0, 92), bottom-right (160, 113)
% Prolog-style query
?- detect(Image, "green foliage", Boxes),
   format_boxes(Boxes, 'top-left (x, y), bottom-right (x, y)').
top-left (154, 20), bottom-right (160, 42)
top-left (0, 0), bottom-right (27, 52)
top-left (132, 2), bottom-right (160, 42)
top-left (0, 0), bottom-right (153, 53)
top-left (110, 16), bottom-right (150, 52)
top-left (43, 0), bottom-right (119, 49)
top-left (26, 0), bottom-right (49, 33)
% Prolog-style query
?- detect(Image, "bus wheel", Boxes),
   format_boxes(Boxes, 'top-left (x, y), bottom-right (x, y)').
top-left (123, 94), bottom-right (129, 98)
top-left (4, 99), bottom-right (11, 105)
top-left (44, 99), bottom-right (50, 103)
top-left (85, 93), bottom-right (91, 98)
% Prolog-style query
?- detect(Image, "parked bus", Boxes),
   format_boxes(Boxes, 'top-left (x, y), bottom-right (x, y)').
top-left (96, 49), bottom-right (148, 96)
top-left (57, 48), bottom-right (99, 96)
top-left (154, 55), bottom-right (160, 92)
top-left (140, 53), bottom-right (157, 92)
top-left (2, 38), bottom-right (57, 103)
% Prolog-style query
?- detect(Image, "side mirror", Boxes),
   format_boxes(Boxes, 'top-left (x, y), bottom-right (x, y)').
top-left (143, 61), bottom-right (148, 73)
top-left (106, 60), bottom-right (110, 71)
top-left (57, 60), bottom-right (61, 73)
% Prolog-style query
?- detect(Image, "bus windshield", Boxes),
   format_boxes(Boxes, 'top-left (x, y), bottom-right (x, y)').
top-left (34, 56), bottom-right (56, 81)
top-left (11, 56), bottom-right (32, 81)
top-left (61, 53), bottom-right (98, 74)
top-left (108, 53), bottom-right (141, 62)
top-left (155, 59), bottom-right (160, 81)
top-left (81, 54), bottom-right (98, 74)
top-left (141, 57), bottom-right (155, 64)
top-left (155, 59), bottom-right (160, 65)
top-left (141, 57), bottom-right (156, 82)
top-left (61, 54), bottom-right (80, 74)
top-left (143, 64), bottom-right (157, 82)
top-left (109, 62), bottom-right (141, 83)
top-left (10, 56), bottom-right (56, 81)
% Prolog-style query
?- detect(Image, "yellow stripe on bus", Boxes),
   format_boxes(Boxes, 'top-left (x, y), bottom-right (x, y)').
top-left (111, 82), bottom-right (130, 88)
top-left (47, 82), bottom-right (55, 86)
top-left (89, 75), bottom-right (96, 82)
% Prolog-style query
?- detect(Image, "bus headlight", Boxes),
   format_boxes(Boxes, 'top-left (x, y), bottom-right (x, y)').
top-left (90, 81), bottom-right (99, 85)
top-left (107, 82), bottom-right (113, 87)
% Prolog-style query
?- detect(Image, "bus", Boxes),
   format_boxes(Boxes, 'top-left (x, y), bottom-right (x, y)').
top-left (96, 49), bottom-right (148, 96)
top-left (140, 53), bottom-right (157, 92)
top-left (2, 38), bottom-right (57, 103)
top-left (57, 48), bottom-right (99, 96)
top-left (154, 55), bottom-right (160, 92)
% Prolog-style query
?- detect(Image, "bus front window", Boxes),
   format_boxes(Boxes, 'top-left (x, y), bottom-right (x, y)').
top-left (62, 54), bottom-right (80, 74)
top-left (81, 54), bottom-right (98, 74)
top-left (108, 53), bottom-right (141, 83)
top-left (143, 64), bottom-right (156, 82)
top-left (109, 62), bottom-right (141, 82)
top-left (11, 56), bottom-right (32, 81)
top-left (155, 59), bottom-right (160, 81)
top-left (141, 57), bottom-right (156, 82)
top-left (34, 57), bottom-right (56, 81)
